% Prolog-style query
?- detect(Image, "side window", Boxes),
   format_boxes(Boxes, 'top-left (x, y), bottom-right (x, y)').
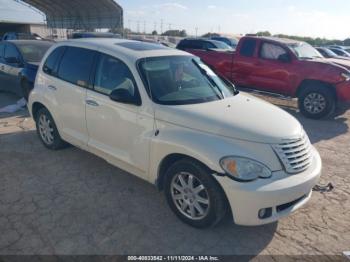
top-left (4, 44), bottom-right (20, 60)
top-left (260, 43), bottom-right (287, 60)
top-left (240, 39), bottom-right (257, 57)
top-left (57, 46), bottom-right (95, 87)
top-left (191, 41), bottom-right (204, 49)
top-left (43, 46), bottom-right (66, 76)
top-left (94, 53), bottom-right (137, 98)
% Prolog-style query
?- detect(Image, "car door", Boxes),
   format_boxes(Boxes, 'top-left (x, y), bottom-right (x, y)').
top-left (232, 38), bottom-right (260, 87)
top-left (248, 41), bottom-right (294, 94)
top-left (2, 43), bottom-right (24, 96)
top-left (49, 46), bottom-right (95, 148)
top-left (85, 52), bottom-right (153, 179)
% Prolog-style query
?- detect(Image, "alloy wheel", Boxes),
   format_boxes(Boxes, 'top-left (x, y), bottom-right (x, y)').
top-left (38, 114), bottom-right (54, 145)
top-left (170, 172), bottom-right (210, 220)
top-left (303, 93), bottom-right (327, 114)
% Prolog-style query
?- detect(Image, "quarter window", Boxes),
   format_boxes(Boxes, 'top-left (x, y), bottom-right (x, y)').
top-left (94, 53), bottom-right (137, 97)
top-left (240, 39), bottom-right (256, 57)
top-left (57, 46), bottom-right (95, 87)
top-left (43, 46), bottom-right (66, 76)
top-left (261, 43), bottom-right (287, 60)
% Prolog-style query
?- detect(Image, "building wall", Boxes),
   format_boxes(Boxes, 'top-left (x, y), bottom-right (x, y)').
top-left (30, 24), bottom-right (67, 40)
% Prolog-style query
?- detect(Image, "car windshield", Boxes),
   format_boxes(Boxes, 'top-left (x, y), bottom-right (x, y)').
top-left (138, 56), bottom-right (235, 105)
top-left (16, 42), bottom-right (53, 63)
top-left (211, 41), bottom-right (232, 50)
top-left (323, 48), bottom-right (338, 57)
top-left (287, 42), bottom-right (323, 59)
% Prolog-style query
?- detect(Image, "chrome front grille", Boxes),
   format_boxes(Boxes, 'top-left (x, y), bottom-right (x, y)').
top-left (272, 130), bottom-right (312, 174)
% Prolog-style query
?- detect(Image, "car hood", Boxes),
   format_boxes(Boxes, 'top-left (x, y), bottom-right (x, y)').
top-left (309, 58), bottom-right (350, 71)
top-left (155, 93), bottom-right (303, 144)
top-left (325, 58), bottom-right (350, 70)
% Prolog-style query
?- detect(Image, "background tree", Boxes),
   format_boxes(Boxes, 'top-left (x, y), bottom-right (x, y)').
top-left (152, 30), bottom-right (158, 35)
top-left (162, 29), bottom-right (187, 37)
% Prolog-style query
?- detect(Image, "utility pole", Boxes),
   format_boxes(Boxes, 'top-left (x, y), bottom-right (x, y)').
top-left (137, 21), bottom-right (140, 33)
top-left (143, 21), bottom-right (146, 34)
top-left (195, 27), bottom-right (198, 37)
top-left (168, 23), bottom-right (172, 31)
top-left (160, 19), bottom-right (164, 34)
top-left (154, 22), bottom-right (157, 32)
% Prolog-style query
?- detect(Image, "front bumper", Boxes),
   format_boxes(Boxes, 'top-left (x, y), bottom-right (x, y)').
top-left (215, 146), bottom-right (322, 226)
top-left (336, 81), bottom-right (350, 102)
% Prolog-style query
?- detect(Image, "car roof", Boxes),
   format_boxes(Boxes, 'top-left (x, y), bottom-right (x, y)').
top-left (244, 36), bottom-right (303, 45)
top-left (54, 38), bottom-right (192, 62)
top-left (4, 40), bottom-right (53, 45)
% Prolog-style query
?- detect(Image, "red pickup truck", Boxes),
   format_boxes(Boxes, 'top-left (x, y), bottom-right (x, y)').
top-left (177, 36), bottom-right (350, 119)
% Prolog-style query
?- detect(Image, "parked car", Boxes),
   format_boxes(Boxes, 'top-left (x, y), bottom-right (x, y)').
top-left (329, 48), bottom-right (350, 58)
top-left (0, 40), bottom-right (54, 99)
top-left (28, 39), bottom-right (321, 228)
top-left (210, 36), bottom-right (239, 48)
top-left (2, 32), bottom-right (44, 41)
top-left (180, 36), bottom-right (350, 119)
top-left (69, 32), bottom-right (121, 39)
top-left (177, 38), bottom-right (233, 51)
top-left (316, 47), bottom-right (349, 60)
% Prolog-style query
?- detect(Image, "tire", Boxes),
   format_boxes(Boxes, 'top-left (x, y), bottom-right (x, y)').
top-left (298, 84), bottom-right (336, 119)
top-left (21, 79), bottom-right (32, 101)
top-left (164, 159), bottom-right (228, 228)
top-left (35, 108), bottom-right (67, 150)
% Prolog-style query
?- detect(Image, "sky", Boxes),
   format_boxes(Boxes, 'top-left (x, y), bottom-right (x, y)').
top-left (1, 0), bottom-right (350, 40)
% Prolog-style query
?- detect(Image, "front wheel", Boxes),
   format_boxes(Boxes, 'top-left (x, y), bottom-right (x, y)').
top-left (164, 159), bottom-right (228, 228)
top-left (298, 85), bottom-right (336, 119)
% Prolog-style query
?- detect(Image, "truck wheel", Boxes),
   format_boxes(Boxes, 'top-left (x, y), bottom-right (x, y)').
top-left (35, 108), bottom-right (67, 150)
top-left (164, 159), bottom-right (228, 228)
top-left (298, 85), bottom-right (335, 119)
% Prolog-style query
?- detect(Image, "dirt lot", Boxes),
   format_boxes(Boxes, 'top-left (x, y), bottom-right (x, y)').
top-left (0, 91), bottom-right (349, 257)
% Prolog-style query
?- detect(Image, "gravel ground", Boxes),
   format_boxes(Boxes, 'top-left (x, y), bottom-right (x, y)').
top-left (0, 91), bottom-right (349, 258)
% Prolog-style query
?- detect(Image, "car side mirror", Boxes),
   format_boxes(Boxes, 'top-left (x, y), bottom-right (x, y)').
top-left (278, 53), bottom-right (291, 63)
top-left (5, 57), bottom-right (21, 65)
top-left (109, 88), bottom-right (141, 106)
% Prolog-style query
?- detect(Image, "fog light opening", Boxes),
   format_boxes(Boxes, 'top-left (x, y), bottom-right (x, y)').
top-left (258, 207), bottom-right (272, 219)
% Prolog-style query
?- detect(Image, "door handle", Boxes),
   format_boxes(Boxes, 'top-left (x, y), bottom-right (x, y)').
top-left (86, 100), bottom-right (99, 107)
top-left (48, 85), bottom-right (57, 91)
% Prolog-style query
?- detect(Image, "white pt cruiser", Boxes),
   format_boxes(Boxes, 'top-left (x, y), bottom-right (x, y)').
top-left (28, 39), bottom-right (322, 228)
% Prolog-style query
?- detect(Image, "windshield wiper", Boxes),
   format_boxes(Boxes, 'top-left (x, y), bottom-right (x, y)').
top-left (191, 59), bottom-right (224, 99)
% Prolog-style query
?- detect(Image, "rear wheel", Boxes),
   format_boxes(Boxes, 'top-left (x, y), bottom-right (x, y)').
top-left (164, 159), bottom-right (228, 228)
top-left (35, 108), bottom-right (67, 150)
top-left (298, 84), bottom-right (336, 119)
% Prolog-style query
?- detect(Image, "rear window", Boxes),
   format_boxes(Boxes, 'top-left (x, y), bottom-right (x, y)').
top-left (16, 42), bottom-right (53, 62)
top-left (57, 46), bottom-right (96, 87)
top-left (240, 39), bottom-right (257, 57)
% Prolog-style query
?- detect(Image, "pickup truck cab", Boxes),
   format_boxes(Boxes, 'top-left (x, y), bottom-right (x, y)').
top-left (29, 39), bottom-right (321, 228)
top-left (178, 36), bottom-right (350, 119)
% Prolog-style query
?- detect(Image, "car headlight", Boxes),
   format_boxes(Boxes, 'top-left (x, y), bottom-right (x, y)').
top-left (341, 72), bottom-right (350, 81)
top-left (219, 156), bottom-right (272, 182)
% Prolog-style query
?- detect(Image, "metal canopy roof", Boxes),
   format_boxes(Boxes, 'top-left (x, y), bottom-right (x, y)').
top-left (21, 0), bottom-right (123, 30)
